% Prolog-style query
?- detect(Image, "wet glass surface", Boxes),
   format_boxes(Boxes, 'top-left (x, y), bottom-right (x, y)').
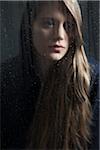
top-left (0, 1), bottom-right (99, 63)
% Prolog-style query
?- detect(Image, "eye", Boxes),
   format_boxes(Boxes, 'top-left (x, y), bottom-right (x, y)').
top-left (64, 21), bottom-right (74, 32)
top-left (41, 18), bottom-right (55, 28)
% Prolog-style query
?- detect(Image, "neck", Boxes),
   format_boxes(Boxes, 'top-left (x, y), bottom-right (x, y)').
top-left (36, 56), bottom-right (53, 82)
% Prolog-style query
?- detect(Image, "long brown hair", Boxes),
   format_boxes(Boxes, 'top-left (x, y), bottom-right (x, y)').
top-left (21, 0), bottom-right (92, 149)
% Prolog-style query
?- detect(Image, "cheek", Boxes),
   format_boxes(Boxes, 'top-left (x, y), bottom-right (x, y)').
top-left (33, 32), bottom-right (42, 50)
top-left (33, 28), bottom-right (51, 52)
top-left (65, 34), bottom-right (69, 51)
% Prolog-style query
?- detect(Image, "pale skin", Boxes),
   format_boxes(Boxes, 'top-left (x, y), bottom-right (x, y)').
top-left (32, 2), bottom-right (70, 79)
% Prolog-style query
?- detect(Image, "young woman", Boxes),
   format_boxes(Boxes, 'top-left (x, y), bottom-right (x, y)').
top-left (1, 0), bottom-right (99, 149)
top-left (20, 0), bottom-right (99, 149)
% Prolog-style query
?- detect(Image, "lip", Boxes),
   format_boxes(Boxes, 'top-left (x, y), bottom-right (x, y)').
top-left (49, 44), bottom-right (65, 48)
top-left (49, 44), bottom-right (65, 53)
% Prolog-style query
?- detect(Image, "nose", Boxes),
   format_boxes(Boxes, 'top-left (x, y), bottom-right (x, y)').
top-left (53, 24), bottom-right (65, 41)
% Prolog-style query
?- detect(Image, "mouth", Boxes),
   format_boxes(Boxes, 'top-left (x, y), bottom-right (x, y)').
top-left (49, 45), bottom-right (65, 53)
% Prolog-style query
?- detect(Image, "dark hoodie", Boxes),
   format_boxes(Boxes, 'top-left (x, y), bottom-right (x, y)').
top-left (1, 56), bottom-right (99, 149)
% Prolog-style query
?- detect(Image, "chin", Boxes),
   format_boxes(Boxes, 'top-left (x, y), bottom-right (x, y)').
top-left (50, 54), bottom-right (64, 61)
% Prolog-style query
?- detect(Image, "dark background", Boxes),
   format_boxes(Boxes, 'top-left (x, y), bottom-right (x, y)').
top-left (1, 1), bottom-right (99, 63)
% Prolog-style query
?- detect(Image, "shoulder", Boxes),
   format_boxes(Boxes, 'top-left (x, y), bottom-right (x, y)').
top-left (1, 56), bottom-right (22, 80)
top-left (1, 55), bottom-right (40, 112)
top-left (89, 57), bottom-right (99, 118)
top-left (1, 56), bottom-right (40, 148)
top-left (1, 56), bottom-right (24, 114)
top-left (89, 57), bottom-right (99, 105)
top-left (1, 56), bottom-right (24, 94)
top-left (89, 57), bottom-right (99, 83)
top-left (88, 57), bottom-right (99, 149)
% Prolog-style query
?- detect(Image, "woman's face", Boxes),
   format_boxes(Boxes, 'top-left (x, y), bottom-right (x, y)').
top-left (32, 2), bottom-right (71, 61)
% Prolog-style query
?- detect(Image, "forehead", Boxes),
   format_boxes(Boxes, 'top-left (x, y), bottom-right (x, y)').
top-left (40, 1), bottom-right (66, 12)
top-left (35, 1), bottom-right (72, 19)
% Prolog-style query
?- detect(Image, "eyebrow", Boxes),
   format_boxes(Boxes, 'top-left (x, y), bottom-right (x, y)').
top-left (38, 16), bottom-right (67, 23)
top-left (39, 17), bottom-right (53, 19)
